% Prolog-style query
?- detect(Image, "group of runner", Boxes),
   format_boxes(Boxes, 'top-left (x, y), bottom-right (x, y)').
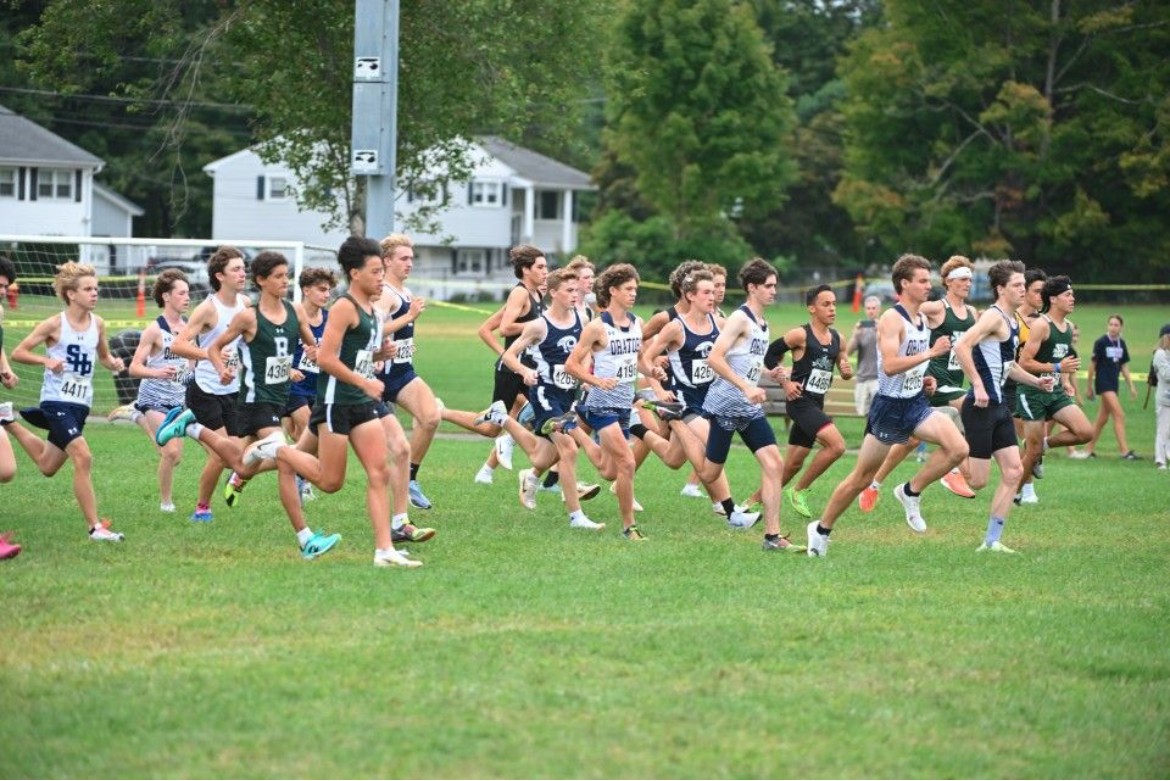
top-left (0, 245), bottom-right (1150, 563)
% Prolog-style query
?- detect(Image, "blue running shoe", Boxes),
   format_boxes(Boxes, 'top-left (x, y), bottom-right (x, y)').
top-left (408, 479), bottom-right (433, 510)
top-left (190, 507), bottom-right (214, 523)
top-left (301, 531), bottom-right (341, 559)
top-left (156, 407), bottom-right (195, 446)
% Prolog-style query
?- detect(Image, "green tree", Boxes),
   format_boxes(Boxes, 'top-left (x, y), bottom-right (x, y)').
top-left (604, 0), bottom-right (798, 237)
top-left (834, 0), bottom-right (1170, 281)
top-left (17, 0), bottom-right (610, 236)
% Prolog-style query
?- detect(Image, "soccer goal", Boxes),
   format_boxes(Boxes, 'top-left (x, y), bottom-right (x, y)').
top-left (0, 234), bottom-right (337, 416)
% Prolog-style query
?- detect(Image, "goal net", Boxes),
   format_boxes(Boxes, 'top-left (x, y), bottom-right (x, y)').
top-left (0, 234), bottom-right (337, 417)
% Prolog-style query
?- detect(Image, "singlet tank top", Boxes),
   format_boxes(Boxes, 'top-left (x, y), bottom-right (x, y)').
top-left (702, 305), bottom-right (769, 420)
top-left (927, 298), bottom-right (977, 391)
top-left (319, 295), bottom-right (381, 406)
top-left (877, 305), bottom-right (931, 399)
top-left (194, 294), bottom-right (247, 395)
top-left (1028, 315), bottom-right (1074, 383)
top-left (968, 305), bottom-right (1020, 406)
top-left (498, 284), bottom-right (544, 371)
top-left (580, 311), bottom-right (642, 410)
top-left (290, 308), bottom-right (327, 398)
top-left (381, 282), bottom-right (417, 381)
top-left (41, 312), bottom-right (99, 407)
top-left (790, 324), bottom-right (841, 401)
top-left (135, 315), bottom-right (188, 409)
top-left (239, 300), bottom-right (298, 405)
top-left (532, 310), bottom-right (583, 396)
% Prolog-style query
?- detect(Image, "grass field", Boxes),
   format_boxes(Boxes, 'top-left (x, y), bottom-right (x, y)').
top-left (2, 297), bottom-right (1169, 778)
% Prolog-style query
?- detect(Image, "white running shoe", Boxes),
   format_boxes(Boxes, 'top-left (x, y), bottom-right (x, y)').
top-left (374, 548), bottom-right (423, 568)
top-left (476, 400), bottom-right (508, 427)
top-left (679, 482), bottom-right (704, 498)
top-left (712, 502), bottom-right (726, 517)
top-left (727, 508), bottom-right (761, 529)
top-left (0, 402), bottom-right (13, 423)
top-left (806, 520), bottom-right (829, 557)
top-left (494, 433), bottom-right (515, 470)
top-left (243, 430), bottom-right (287, 466)
top-left (474, 466), bottom-right (494, 485)
top-left (894, 483), bottom-right (927, 533)
top-left (1019, 493), bottom-right (1039, 505)
top-left (518, 468), bottom-right (538, 510)
top-left (976, 540), bottom-right (1017, 554)
top-left (89, 520), bottom-right (125, 542)
top-left (160, 502), bottom-right (176, 513)
top-left (569, 515), bottom-right (606, 531)
top-left (106, 403), bottom-right (137, 423)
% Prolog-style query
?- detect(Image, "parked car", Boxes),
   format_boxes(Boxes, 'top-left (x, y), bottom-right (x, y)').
top-left (152, 261), bottom-right (211, 296)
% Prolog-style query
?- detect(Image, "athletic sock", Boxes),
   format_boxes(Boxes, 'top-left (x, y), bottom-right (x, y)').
top-left (720, 498), bottom-right (736, 516)
top-left (629, 423), bottom-right (649, 440)
top-left (410, 462), bottom-right (419, 481)
top-left (187, 422), bottom-right (205, 440)
top-left (764, 533), bottom-right (779, 542)
top-left (902, 481), bottom-right (921, 498)
top-left (870, 480), bottom-right (881, 490)
top-left (391, 513), bottom-right (408, 531)
top-left (542, 471), bottom-right (561, 488)
top-left (296, 527), bottom-right (314, 547)
top-left (984, 516), bottom-right (1005, 544)
top-left (816, 524), bottom-right (833, 537)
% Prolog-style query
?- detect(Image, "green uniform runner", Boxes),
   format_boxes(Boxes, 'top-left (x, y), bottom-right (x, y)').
top-left (927, 299), bottom-right (976, 407)
top-left (1017, 315), bottom-right (1076, 421)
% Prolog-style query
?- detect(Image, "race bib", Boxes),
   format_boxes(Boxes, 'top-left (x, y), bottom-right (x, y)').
top-left (265, 355), bottom-right (292, 385)
top-left (60, 376), bottom-right (92, 403)
top-left (805, 368), bottom-right (832, 395)
top-left (745, 359), bottom-right (763, 386)
top-left (355, 349), bottom-right (374, 379)
top-left (224, 347), bottom-right (239, 371)
top-left (392, 337), bottom-right (416, 365)
top-left (172, 364), bottom-right (193, 387)
top-left (903, 364), bottom-right (926, 394)
top-left (947, 332), bottom-right (966, 371)
top-left (298, 351), bottom-right (319, 374)
top-left (691, 359), bottom-right (713, 385)
top-left (615, 354), bottom-right (638, 383)
top-left (552, 363), bottom-right (576, 390)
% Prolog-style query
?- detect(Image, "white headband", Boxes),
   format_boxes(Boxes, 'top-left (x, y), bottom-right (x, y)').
top-left (946, 266), bottom-right (974, 281)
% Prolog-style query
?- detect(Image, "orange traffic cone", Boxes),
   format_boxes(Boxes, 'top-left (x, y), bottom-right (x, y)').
top-left (136, 268), bottom-right (146, 318)
top-left (852, 273), bottom-right (864, 313)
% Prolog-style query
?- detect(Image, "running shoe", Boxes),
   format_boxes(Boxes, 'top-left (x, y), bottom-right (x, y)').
top-left (727, 508), bottom-right (761, 529)
top-left (1031, 456), bottom-right (1044, 479)
top-left (88, 519), bottom-right (125, 542)
top-left (679, 482), bottom-right (704, 498)
top-left (391, 523), bottom-right (436, 543)
top-left (539, 410), bottom-right (577, 436)
top-left (0, 532), bottom-right (22, 560)
top-left (1019, 492), bottom-right (1039, 505)
top-left (494, 433), bottom-right (515, 470)
top-left (622, 525), bottom-right (647, 541)
top-left (374, 548), bottom-right (423, 568)
top-left (575, 483), bottom-right (601, 502)
top-left (538, 481), bottom-right (562, 494)
top-left (806, 521), bottom-right (829, 557)
top-left (106, 403), bottom-right (137, 423)
top-left (191, 506), bottom-right (214, 523)
top-left (408, 479), bottom-right (433, 510)
top-left (296, 475), bottom-right (316, 503)
top-left (1068, 450), bottom-right (1092, 460)
top-left (243, 430), bottom-right (287, 466)
top-left (1122, 450), bottom-right (1142, 460)
top-left (475, 400), bottom-right (508, 427)
top-left (0, 402), bottom-right (13, 424)
top-left (762, 535), bottom-right (806, 553)
top-left (223, 472), bottom-right (246, 508)
top-left (641, 399), bottom-right (684, 422)
top-left (939, 468), bottom-right (976, 498)
top-left (858, 484), bottom-right (879, 513)
top-left (569, 515), bottom-right (606, 532)
top-left (785, 486), bottom-right (812, 518)
top-left (894, 483), bottom-right (927, 533)
top-left (160, 502), bottom-right (176, 513)
top-left (976, 540), bottom-right (1017, 554)
top-left (474, 466), bottom-right (494, 485)
top-left (300, 531), bottom-right (341, 560)
top-left (155, 407), bottom-right (195, 446)
top-left (608, 481), bottom-right (644, 512)
top-left (518, 468), bottom-right (539, 510)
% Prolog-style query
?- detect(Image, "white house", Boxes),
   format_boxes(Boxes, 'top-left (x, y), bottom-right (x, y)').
top-left (203, 136), bottom-right (595, 299)
top-left (0, 103), bottom-right (144, 271)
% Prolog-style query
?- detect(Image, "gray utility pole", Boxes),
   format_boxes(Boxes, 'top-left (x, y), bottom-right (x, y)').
top-left (351, 0), bottom-right (400, 239)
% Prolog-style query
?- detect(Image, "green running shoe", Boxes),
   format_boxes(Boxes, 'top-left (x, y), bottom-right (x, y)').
top-left (785, 486), bottom-right (812, 518)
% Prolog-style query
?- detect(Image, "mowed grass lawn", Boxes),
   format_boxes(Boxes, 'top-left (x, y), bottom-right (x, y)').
top-left (1, 299), bottom-right (1169, 778)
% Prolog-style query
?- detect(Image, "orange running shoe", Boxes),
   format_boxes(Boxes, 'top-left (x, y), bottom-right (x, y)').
top-left (858, 485), bottom-right (879, 513)
top-left (939, 468), bottom-right (977, 498)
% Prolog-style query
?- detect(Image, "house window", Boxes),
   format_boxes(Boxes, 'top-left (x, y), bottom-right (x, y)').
top-left (0, 168), bottom-right (15, 198)
top-left (456, 249), bottom-right (486, 274)
top-left (37, 168), bottom-right (73, 200)
top-left (268, 176), bottom-right (290, 200)
top-left (469, 180), bottom-right (502, 207)
top-left (536, 190), bottom-right (561, 220)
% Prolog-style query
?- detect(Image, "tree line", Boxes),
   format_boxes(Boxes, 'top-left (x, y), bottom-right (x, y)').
top-left (6, 0), bottom-right (1168, 283)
